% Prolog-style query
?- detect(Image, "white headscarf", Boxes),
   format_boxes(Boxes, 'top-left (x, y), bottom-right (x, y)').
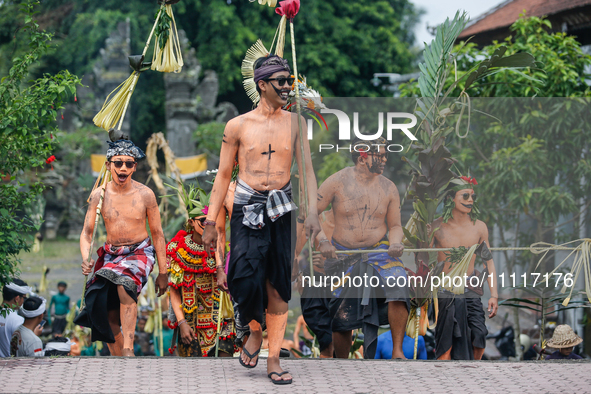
top-left (45, 338), bottom-right (72, 353)
top-left (5, 282), bottom-right (32, 296)
top-left (19, 297), bottom-right (46, 318)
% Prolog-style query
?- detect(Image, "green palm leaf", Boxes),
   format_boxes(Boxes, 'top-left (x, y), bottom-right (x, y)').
top-left (418, 11), bottom-right (469, 98)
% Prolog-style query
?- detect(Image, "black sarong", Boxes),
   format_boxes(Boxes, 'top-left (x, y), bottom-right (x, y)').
top-left (326, 247), bottom-right (409, 359)
top-left (466, 290), bottom-right (488, 349)
top-left (228, 197), bottom-right (293, 327)
top-left (74, 276), bottom-right (136, 343)
top-left (434, 290), bottom-right (473, 360)
top-left (301, 272), bottom-right (333, 352)
top-left (51, 316), bottom-right (67, 335)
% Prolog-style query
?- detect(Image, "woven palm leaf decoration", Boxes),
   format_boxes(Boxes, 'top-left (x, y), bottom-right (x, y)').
top-left (92, 69), bottom-right (141, 132)
top-left (250, 0), bottom-right (278, 7)
top-left (93, 0), bottom-right (183, 132)
top-left (241, 39), bottom-right (270, 105)
top-left (151, 2), bottom-right (184, 73)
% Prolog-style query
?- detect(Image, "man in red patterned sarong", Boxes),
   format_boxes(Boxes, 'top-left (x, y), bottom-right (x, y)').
top-left (75, 139), bottom-right (168, 357)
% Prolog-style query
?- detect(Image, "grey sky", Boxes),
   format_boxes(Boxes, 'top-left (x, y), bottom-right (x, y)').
top-left (412, 0), bottom-right (507, 46)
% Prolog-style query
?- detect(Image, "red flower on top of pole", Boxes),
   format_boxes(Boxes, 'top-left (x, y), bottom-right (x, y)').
top-left (275, 0), bottom-right (300, 21)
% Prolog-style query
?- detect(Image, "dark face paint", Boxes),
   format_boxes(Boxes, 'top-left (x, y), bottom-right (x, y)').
top-left (367, 152), bottom-right (387, 174)
top-left (269, 82), bottom-right (289, 102)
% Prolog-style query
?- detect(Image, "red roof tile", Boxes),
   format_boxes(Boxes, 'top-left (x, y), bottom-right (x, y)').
top-left (459, 0), bottom-right (591, 38)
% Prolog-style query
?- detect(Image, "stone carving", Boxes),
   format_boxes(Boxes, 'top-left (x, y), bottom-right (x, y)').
top-left (164, 30), bottom-right (238, 157)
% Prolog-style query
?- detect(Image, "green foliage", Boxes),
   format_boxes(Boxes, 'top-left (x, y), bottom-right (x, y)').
top-left (0, 1), bottom-right (82, 288)
top-left (194, 122), bottom-right (226, 155)
top-left (155, 5), bottom-right (172, 53)
top-left (500, 287), bottom-right (591, 345)
top-left (2, 0), bottom-right (421, 100)
top-left (401, 15), bottom-right (591, 275)
top-left (417, 11), bottom-right (468, 98)
top-left (316, 152), bottom-right (349, 185)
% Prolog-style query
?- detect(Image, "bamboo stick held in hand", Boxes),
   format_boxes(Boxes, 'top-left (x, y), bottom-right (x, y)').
top-left (80, 174), bottom-right (109, 310)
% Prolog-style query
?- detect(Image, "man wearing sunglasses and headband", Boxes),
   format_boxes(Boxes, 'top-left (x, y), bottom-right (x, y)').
top-left (76, 138), bottom-right (168, 357)
top-left (432, 176), bottom-right (498, 360)
top-left (202, 54), bottom-right (321, 385)
top-left (315, 138), bottom-right (409, 360)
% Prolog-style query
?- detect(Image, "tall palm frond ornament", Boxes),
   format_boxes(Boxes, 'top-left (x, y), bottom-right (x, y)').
top-left (81, 0), bottom-right (185, 310)
top-left (402, 11), bottom-right (536, 359)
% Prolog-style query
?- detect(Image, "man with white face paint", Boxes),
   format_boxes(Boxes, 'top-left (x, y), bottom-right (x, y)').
top-left (0, 279), bottom-right (31, 357)
top-left (75, 138), bottom-right (167, 357)
top-left (315, 137), bottom-right (409, 360)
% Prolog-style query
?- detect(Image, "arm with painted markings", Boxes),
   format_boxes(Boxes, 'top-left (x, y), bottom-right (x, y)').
top-left (294, 113), bottom-right (321, 242)
top-left (386, 183), bottom-right (404, 258)
top-left (203, 119), bottom-right (240, 256)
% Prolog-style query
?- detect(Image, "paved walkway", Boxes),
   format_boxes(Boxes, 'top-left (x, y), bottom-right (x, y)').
top-left (1, 357), bottom-right (589, 393)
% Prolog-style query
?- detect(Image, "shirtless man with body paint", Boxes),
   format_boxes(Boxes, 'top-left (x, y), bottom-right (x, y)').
top-left (202, 55), bottom-right (321, 384)
top-left (315, 139), bottom-right (408, 360)
top-left (432, 177), bottom-right (498, 360)
top-left (77, 140), bottom-right (167, 357)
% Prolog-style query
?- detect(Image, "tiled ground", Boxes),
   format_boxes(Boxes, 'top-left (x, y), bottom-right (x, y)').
top-left (0, 357), bottom-right (589, 394)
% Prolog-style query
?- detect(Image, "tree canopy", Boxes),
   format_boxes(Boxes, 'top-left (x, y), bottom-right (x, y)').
top-left (1, 0), bottom-right (422, 141)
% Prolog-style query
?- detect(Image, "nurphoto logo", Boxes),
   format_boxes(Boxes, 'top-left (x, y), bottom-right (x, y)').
top-left (309, 109), bottom-right (418, 152)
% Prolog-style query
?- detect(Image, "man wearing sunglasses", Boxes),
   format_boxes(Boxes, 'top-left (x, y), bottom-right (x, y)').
top-left (315, 138), bottom-right (409, 361)
top-left (202, 54), bottom-right (321, 385)
top-left (76, 138), bottom-right (168, 357)
top-left (432, 176), bottom-right (498, 360)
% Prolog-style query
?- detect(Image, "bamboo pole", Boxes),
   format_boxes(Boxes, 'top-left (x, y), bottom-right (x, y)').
top-left (214, 289), bottom-right (225, 357)
top-left (80, 172), bottom-right (110, 310)
top-left (143, 8), bottom-right (163, 57)
top-left (311, 246), bottom-right (579, 255)
top-left (157, 292), bottom-right (164, 357)
top-left (413, 307), bottom-right (420, 360)
top-left (289, 20), bottom-right (314, 279)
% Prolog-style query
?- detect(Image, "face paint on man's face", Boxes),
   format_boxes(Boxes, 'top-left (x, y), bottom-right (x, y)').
top-left (269, 81), bottom-right (290, 103)
top-left (108, 155), bottom-right (135, 186)
top-left (453, 188), bottom-right (475, 213)
top-left (367, 152), bottom-right (387, 174)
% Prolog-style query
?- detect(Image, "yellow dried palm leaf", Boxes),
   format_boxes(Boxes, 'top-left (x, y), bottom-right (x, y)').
top-left (257, 0), bottom-right (278, 7)
top-left (242, 39), bottom-right (269, 105)
top-left (270, 15), bottom-right (287, 58)
top-left (93, 72), bottom-right (140, 131)
top-left (439, 243), bottom-right (479, 295)
top-left (151, 5), bottom-right (184, 73)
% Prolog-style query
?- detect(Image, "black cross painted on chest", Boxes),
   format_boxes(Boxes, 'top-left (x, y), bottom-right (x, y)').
top-left (261, 144), bottom-right (276, 160)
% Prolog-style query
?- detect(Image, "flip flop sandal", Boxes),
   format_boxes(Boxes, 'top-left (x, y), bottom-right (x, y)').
top-left (238, 340), bottom-right (262, 369)
top-left (268, 371), bottom-right (292, 385)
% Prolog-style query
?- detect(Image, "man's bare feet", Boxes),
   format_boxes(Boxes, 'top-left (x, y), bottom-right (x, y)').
top-left (122, 348), bottom-right (135, 357)
top-left (267, 357), bottom-right (292, 384)
top-left (240, 329), bottom-right (262, 368)
top-left (391, 350), bottom-right (407, 360)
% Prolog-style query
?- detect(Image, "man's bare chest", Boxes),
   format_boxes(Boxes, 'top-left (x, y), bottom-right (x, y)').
top-left (240, 130), bottom-right (292, 157)
top-left (435, 225), bottom-right (480, 248)
top-left (102, 193), bottom-right (146, 222)
top-left (334, 188), bottom-right (388, 220)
